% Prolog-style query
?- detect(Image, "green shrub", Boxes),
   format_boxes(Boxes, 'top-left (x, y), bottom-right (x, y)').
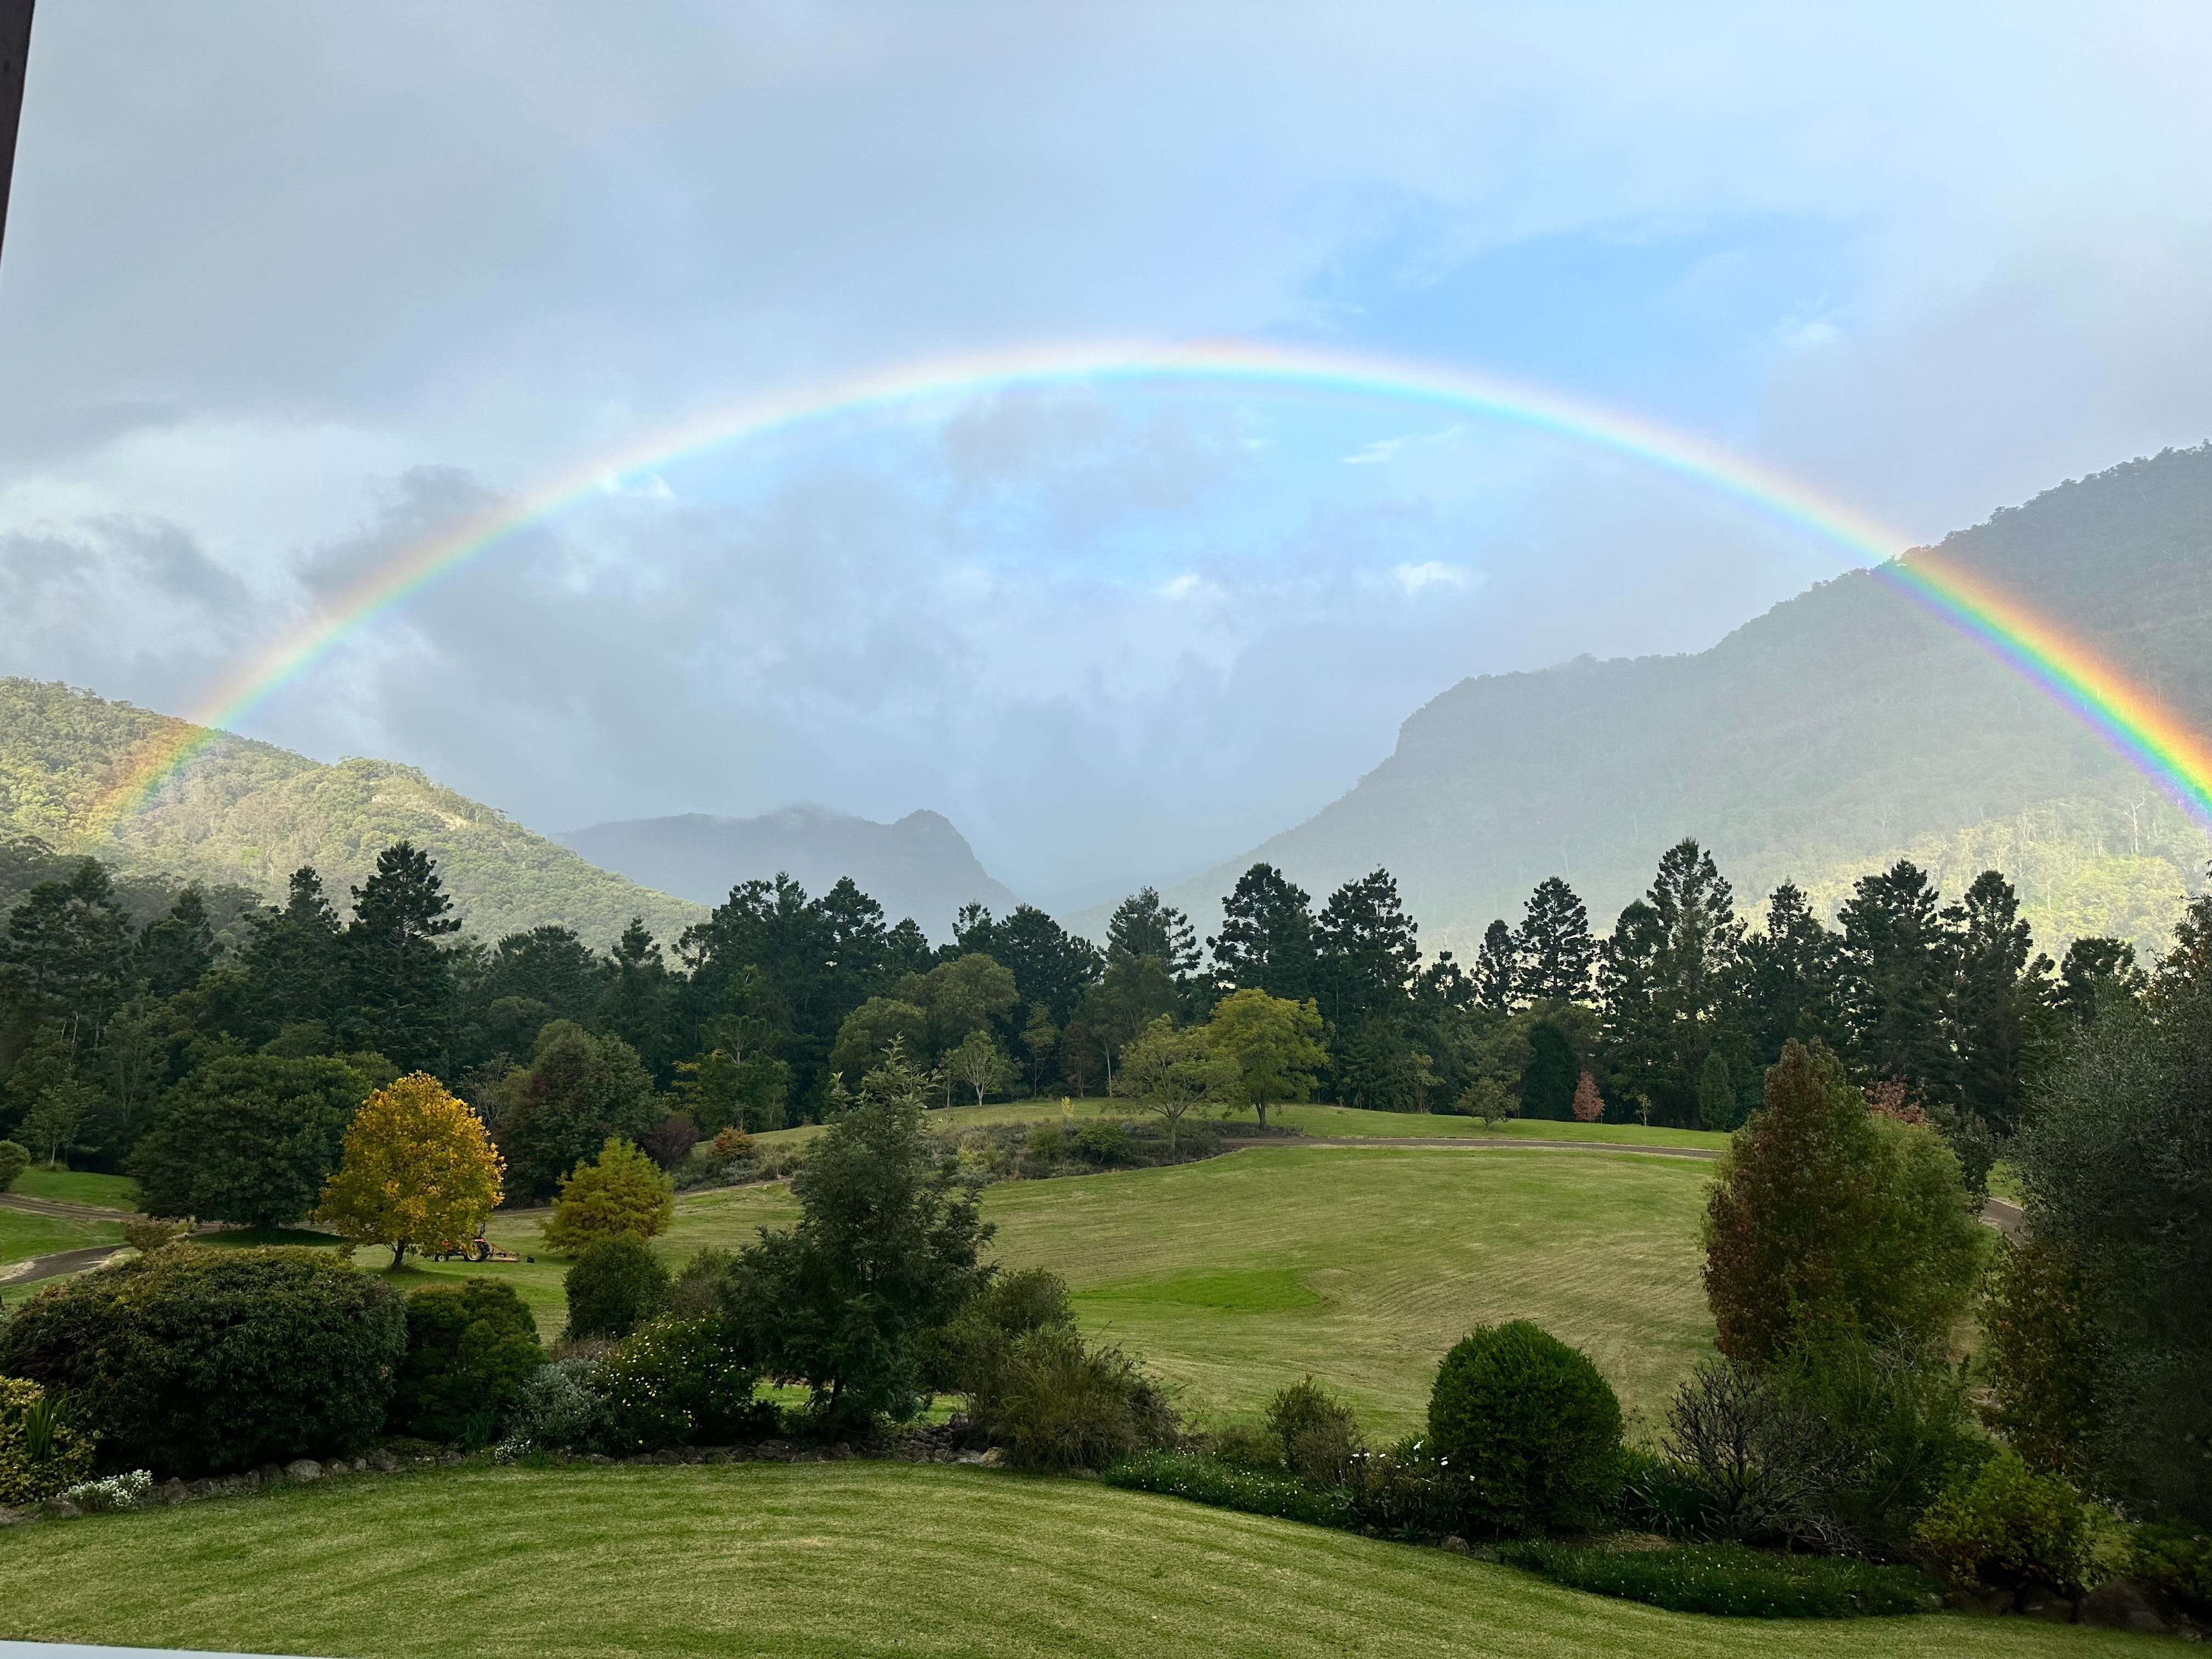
top-left (543, 1138), bottom-right (675, 1255)
top-left (2129, 1523), bottom-right (2212, 1618)
top-left (1070, 1120), bottom-right (1132, 1165)
top-left (1612, 1444), bottom-right (1713, 1539)
top-left (390, 1279), bottom-right (545, 1446)
top-left (1104, 1451), bottom-right (1356, 1528)
top-left (1912, 1452), bottom-right (2090, 1592)
top-left (1023, 1125), bottom-right (1066, 1162)
top-left (1428, 1321), bottom-right (1623, 1534)
top-left (1778, 1338), bottom-right (1990, 1553)
top-left (1210, 1423), bottom-right (1284, 1470)
top-left (1500, 1540), bottom-right (1939, 1618)
top-left (0, 1376), bottom-right (97, 1506)
top-left (927, 1267), bottom-right (1075, 1395)
top-left (1344, 1437), bottom-right (1469, 1536)
top-left (0, 1141), bottom-right (29, 1193)
top-left (0, 1246), bottom-right (404, 1477)
top-left (497, 1359), bottom-right (608, 1454)
top-left (1267, 1375), bottom-right (1363, 1485)
top-left (966, 1326), bottom-right (1178, 1471)
top-left (1979, 1237), bottom-right (2101, 1482)
top-left (665, 1247), bottom-right (735, 1318)
top-left (594, 1316), bottom-right (770, 1453)
top-left (562, 1235), bottom-right (670, 1341)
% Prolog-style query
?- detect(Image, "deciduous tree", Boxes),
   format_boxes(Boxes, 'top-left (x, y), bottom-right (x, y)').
top-left (132, 1054), bottom-right (370, 1228)
top-left (1209, 989), bottom-right (1325, 1129)
top-left (316, 1072), bottom-right (504, 1267)
top-left (542, 1136), bottom-right (675, 1254)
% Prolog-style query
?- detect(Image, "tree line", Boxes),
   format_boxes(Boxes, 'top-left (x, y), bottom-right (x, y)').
top-left (0, 827), bottom-right (2155, 1200)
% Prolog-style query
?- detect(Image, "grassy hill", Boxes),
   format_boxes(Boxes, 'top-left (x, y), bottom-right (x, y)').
top-left (1109, 445), bottom-right (2212, 958)
top-left (0, 678), bottom-right (703, 946)
top-left (0, 1462), bottom-right (2138, 1658)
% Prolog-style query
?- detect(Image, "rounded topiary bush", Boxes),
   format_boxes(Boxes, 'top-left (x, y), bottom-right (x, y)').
top-left (562, 1235), bottom-right (670, 1342)
top-left (0, 1141), bottom-right (29, 1193)
top-left (1428, 1320), bottom-right (1624, 1534)
top-left (0, 1245), bottom-right (405, 1477)
top-left (390, 1278), bottom-right (545, 1446)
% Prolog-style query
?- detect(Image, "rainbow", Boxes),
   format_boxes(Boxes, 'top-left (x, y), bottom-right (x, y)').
top-left (90, 337), bottom-right (2212, 832)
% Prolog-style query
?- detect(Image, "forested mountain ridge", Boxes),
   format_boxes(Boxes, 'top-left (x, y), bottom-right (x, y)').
top-left (0, 678), bottom-right (702, 946)
top-left (1114, 444), bottom-right (2212, 960)
top-left (560, 805), bottom-right (1023, 944)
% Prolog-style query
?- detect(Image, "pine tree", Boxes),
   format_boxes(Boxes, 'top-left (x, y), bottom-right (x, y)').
top-left (1514, 877), bottom-right (1595, 1005)
top-left (0, 859), bottom-right (134, 1042)
top-left (2055, 935), bottom-right (2142, 1028)
top-left (346, 843), bottom-right (461, 1071)
top-left (1944, 870), bottom-right (2055, 1136)
top-left (238, 867), bottom-right (347, 1037)
top-left (1519, 1021), bottom-right (1578, 1120)
top-left (1472, 919), bottom-right (1520, 1013)
top-left (136, 886), bottom-right (216, 999)
top-left (1106, 887), bottom-right (1200, 978)
top-left (1696, 1047), bottom-right (1739, 1130)
top-left (1836, 861), bottom-right (1956, 1101)
top-left (1736, 881), bottom-right (1844, 1068)
top-left (1206, 864), bottom-right (1316, 1000)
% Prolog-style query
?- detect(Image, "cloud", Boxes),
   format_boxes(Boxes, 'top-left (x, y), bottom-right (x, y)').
top-left (1392, 560), bottom-right (1470, 594)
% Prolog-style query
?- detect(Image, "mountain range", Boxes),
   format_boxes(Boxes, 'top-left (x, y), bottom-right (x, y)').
top-left (1085, 444), bottom-right (2212, 959)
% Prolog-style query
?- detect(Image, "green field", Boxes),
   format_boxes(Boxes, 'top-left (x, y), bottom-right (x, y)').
top-left (352, 1144), bottom-right (1715, 1435)
top-left (9, 1168), bottom-right (139, 1209)
top-left (0, 1462), bottom-right (2140, 1659)
top-left (755, 1098), bottom-right (1730, 1152)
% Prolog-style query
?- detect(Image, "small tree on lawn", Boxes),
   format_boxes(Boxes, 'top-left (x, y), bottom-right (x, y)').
top-left (1571, 1069), bottom-right (1604, 1123)
top-left (315, 1073), bottom-right (504, 1267)
top-left (543, 1137), bottom-right (675, 1255)
top-left (19, 1079), bottom-right (99, 1168)
top-left (1703, 1040), bottom-right (1980, 1364)
top-left (1112, 1017), bottom-right (1238, 1150)
top-left (1209, 989), bottom-right (1325, 1130)
top-left (944, 1029), bottom-right (1012, 1108)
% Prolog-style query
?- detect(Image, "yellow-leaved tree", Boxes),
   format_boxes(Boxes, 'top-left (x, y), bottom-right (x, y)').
top-left (315, 1073), bottom-right (503, 1268)
top-left (541, 1137), bottom-right (674, 1256)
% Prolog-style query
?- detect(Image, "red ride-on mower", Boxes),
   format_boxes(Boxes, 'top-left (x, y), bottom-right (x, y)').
top-left (429, 1226), bottom-right (526, 1264)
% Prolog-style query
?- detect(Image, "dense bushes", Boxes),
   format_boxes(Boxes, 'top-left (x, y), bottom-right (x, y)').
top-left (1268, 1376), bottom-right (1362, 1485)
top-left (0, 1140), bottom-right (27, 1192)
top-left (0, 1376), bottom-right (97, 1506)
top-left (1428, 1321), bottom-right (1623, 1533)
top-left (562, 1236), bottom-right (669, 1342)
top-left (1979, 1237), bottom-right (2101, 1482)
top-left (2129, 1524), bottom-right (2212, 1618)
top-left (592, 1316), bottom-right (772, 1453)
top-left (0, 1246), bottom-right (405, 1477)
top-left (1911, 1452), bottom-right (2091, 1593)
top-left (1500, 1540), bottom-right (1938, 1619)
top-left (389, 1279), bottom-right (544, 1447)
top-left (1104, 1451), bottom-right (1357, 1528)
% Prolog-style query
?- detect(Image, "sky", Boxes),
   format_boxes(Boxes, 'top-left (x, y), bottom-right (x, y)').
top-left (2, 1), bottom-right (2209, 905)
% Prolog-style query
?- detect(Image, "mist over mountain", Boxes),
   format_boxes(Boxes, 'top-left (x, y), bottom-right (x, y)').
top-left (1084, 445), bottom-right (2212, 958)
top-left (558, 805), bottom-right (1022, 943)
top-left (0, 678), bottom-right (701, 947)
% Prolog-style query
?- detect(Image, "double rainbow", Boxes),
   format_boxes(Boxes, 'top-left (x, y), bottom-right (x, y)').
top-left (89, 338), bottom-right (2212, 833)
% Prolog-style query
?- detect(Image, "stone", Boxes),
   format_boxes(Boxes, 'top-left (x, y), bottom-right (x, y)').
top-left (157, 1480), bottom-right (188, 1505)
top-left (978, 1448), bottom-right (1003, 1467)
top-left (366, 1449), bottom-right (399, 1473)
top-left (586, 1453), bottom-right (614, 1466)
top-left (953, 1451), bottom-right (989, 1466)
top-left (285, 1460), bottom-right (324, 1483)
top-left (2017, 1584), bottom-right (2075, 1623)
top-left (440, 1451), bottom-right (462, 1466)
top-left (652, 1449), bottom-right (682, 1465)
top-left (0, 1504), bottom-right (34, 1526)
top-left (42, 1497), bottom-right (82, 1520)
top-left (2079, 1579), bottom-right (2169, 1635)
top-left (257, 1463), bottom-right (284, 1486)
top-left (1440, 1536), bottom-right (1470, 1555)
top-left (187, 1479), bottom-right (218, 1500)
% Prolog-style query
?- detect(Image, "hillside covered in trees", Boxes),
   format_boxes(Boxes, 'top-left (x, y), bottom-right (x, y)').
top-left (0, 679), bottom-right (701, 947)
top-left (1111, 445), bottom-right (2212, 959)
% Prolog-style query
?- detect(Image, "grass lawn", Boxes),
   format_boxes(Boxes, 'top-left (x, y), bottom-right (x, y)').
top-left (0, 1462), bottom-right (2143, 1659)
top-left (0, 1203), bottom-right (121, 1269)
top-left (754, 1099), bottom-right (1730, 1152)
top-left (326, 1146), bottom-right (1714, 1433)
top-left (984, 1145), bottom-right (1716, 1436)
top-left (8, 1167), bottom-right (139, 1209)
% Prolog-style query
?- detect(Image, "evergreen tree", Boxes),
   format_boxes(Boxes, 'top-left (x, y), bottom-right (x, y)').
top-left (1601, 840), bottom-right (1743, 1126)
top-left (1472, 919), bottom-right (1521, 1013)
top-left (1105, 887), bottom-right (1199, 978)
top-left (345, 843), bottom-right (461, 1071)
top-left (1519, 1020), bottom-right (1578, 1120)
top-left (1736, 881), bottom-right (1844, 1069)
top-left (494, 1020), bottom-right (662, 1200)
top-left (1206, 864), bottom-right (1317, 1000)
top-left (979, 904), bottom-right (1104, 1025)
top-left (1836, 861), bottom-right (1956, 1100)
top-left (485, 924), bottom-right (610, 1026)
top-left (236, 868), bottom-right (347, 1037)
top-left (1314, 870), bottom-right (1420, 1025)
top-left (2055, 935), bottom-right (2143, 1028)
top-left (1514, 877), bottom-right (1595, 1005)
top-left (1944, 870), bottom-right (2055, 1136)
top-left (599, 918), bottom-right (676, 1076)
top-left (1695, 1047), bottom-right (1740, 1130)
top-left (136, 886), bottom-right (216, 999)
top-left (0, 859), bottom-right (135, 1046)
